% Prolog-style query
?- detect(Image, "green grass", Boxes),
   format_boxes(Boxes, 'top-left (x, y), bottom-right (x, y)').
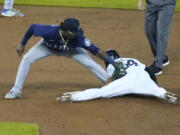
top-left (0, 122), bottom-right (39, 135)
top-left (0, 0), bottom-right (180, 11)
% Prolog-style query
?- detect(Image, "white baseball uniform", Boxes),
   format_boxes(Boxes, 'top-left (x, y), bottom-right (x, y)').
top-left (67, 58), bottom-right (167, 101)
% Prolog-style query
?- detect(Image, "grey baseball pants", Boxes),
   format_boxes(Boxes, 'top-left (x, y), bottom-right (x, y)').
top-left (10, 39), bottom-right (109, 92)
top-left (145, 0), bottom-right (176, 67)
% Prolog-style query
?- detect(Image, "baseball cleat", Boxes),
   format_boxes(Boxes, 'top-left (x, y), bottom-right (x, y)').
top-left (149, 64), bottom-right (162, 76)
top-left (11, 8), bottom-right (24, 17)
top-left (1, 8), bottom-right (24, 17)
top-left (4, 90), bottom-right (21, 99)
top-left (162, 56), bottom-right (170, 67)
top-left (56, 94), bottom-right (72, 102)
top-left (162, 61), bottom-right (170, 67)
top-left (164, 92), bottom-right (179, 104)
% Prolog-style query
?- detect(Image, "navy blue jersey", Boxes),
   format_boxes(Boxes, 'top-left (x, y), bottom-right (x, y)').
top-left (21, 24), bottom-right (100, 55)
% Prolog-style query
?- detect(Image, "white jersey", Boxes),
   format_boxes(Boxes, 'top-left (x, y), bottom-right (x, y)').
top-left (65, 57), bottom-right (167, 102)
top-left (107, 58), bottom-right (146, 77)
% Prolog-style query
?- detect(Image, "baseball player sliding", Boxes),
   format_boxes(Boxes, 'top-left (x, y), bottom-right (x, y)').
top-left (5, 18), bottom-right (119, 99)
top-left (57, 49), bottom-right (179, 104)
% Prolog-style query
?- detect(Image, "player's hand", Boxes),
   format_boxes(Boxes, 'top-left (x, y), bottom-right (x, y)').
top-left (137, 0), bottom-right (145, 11)
top-left (16, 44), bottom-right (25, 57)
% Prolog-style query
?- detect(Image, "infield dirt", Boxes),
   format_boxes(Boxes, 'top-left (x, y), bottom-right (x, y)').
top-left (0, 5), bottom-right (180, 135)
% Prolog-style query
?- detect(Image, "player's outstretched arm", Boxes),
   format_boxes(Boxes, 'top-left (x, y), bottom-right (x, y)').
top-left (96, 49), bottom-right (115, 66)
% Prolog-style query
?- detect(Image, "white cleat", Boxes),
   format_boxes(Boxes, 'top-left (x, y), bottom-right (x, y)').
top-left (1, 9), bottom-right (24, 17)
top-left (56, 94), bottom-right (72, 102)
top-left (164, 92), bottom-right (179, 104)
top-left (5, 90), bottom-right (21, 99)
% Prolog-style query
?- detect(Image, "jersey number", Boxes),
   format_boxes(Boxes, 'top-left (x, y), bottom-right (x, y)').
top-left (124, 60), bottom-right (138, 69)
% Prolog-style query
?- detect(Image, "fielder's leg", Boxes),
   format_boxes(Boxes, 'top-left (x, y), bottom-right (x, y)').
top-left (5, 40), bottom-right (54, 99)
top-left (63, 47), bottom-right (109, 83)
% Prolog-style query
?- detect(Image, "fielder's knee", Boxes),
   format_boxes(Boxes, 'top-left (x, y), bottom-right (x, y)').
top-left (22, 54), bottom-right (35, 64)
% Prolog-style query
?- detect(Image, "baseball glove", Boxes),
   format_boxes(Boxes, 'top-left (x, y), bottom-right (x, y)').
top-left (112, 62), bottom-right (127, 81)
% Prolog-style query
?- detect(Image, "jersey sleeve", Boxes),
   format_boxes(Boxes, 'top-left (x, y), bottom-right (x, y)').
top-left (21, 24), bottom-right (49, 46)
top-left (77, 36), bottom-right (100, 55)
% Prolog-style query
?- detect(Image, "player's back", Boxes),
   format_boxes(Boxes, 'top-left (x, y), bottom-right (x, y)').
top-left (107, 58), bottom-right (146, 77)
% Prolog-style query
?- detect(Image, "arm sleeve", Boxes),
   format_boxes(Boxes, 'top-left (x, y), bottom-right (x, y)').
top-left (78, 37), bottom-right (100, 55)
top-left (86, 43), bottom-right (100, 55)
top-left (21, 24), bottom-right (47, 46)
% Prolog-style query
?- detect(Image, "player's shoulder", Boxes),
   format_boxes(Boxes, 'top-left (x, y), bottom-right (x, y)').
top-left (48, 24), bottom-right (60, 29)
top-left (115, 58), bottom-right (143, 64)
top-left (114, 58), bottom-right (135, 62)
top-left (30, 24), bottom-right (59, 29)
top-left (77, 35), bottom-right (92, 47)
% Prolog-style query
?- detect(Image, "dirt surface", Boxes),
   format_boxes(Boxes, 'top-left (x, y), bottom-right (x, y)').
top-left (0, 5), bottom-right (180, 135)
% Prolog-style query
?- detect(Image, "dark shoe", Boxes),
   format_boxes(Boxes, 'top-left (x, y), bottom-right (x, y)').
top-left (149, 64), bottom-right (162, 75)
top-left (162, 56), bottom-right (170, 67)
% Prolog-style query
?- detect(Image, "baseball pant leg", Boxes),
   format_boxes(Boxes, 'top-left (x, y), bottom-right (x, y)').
top-left (3, 0), bottom-right (14, 9)
top-left (155, 5), bottom-right (175, 67)
top-left (70, 74), bottom-right (134, 101)
top-left (70, 70), bottom-right (167, 102)
top-left (12, 40), bottom-right (54, 91)
top-left (62, 47), bottom-right (109, 83)
top-left (130, 70), bottom-right (166, 99)
top-left (145, 2), bottom-right (158, 58)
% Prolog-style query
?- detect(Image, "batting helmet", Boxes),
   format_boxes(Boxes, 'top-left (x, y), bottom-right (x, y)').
top-left (105, 49), bottom-right (120, 60)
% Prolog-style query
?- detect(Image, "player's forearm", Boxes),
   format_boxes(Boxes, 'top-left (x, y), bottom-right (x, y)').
top-left (21, 24), bottom-right (35, 46)
top-left (21, 24), bottom-right (46, 46)
top-left (96, 49), bottom-right (115, 65)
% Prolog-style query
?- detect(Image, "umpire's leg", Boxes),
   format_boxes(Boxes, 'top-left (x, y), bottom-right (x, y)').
top-left (155, 4), bottom-right (175, 67)
top-left (145, 2), bottom-right (158, 58)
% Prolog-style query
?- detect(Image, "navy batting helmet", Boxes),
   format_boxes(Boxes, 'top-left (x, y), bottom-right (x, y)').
top-left (105, 49), bottom-right (120, 60)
